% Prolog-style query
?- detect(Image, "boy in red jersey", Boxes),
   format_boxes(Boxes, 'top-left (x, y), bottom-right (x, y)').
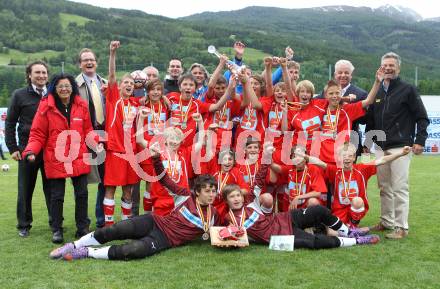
top-left (103, 41), bottom-right (140, 226)
top-left (318, 67), bottom-right (384, 165)
top-left (271, 146), bottom-right (327, 212)
top-left (222, 143), bottom-right (380, 249)
top-left (308, 143), bottom-right (411, 227)
top-left (49, 143), bottom-right (222, 261)
top-left (136, 113), bottom-right (206, 216)
top-left (168, 74), bottom-right (230, 148)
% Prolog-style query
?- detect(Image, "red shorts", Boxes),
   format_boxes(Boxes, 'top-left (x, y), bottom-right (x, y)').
top-left (332, 206), bottom-right (367, 226)
top-left (104, 150), bottom-right (140, 186)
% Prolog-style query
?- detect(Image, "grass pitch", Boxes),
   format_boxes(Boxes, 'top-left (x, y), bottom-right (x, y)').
top-left (0, 155), bottom-right (439, 289)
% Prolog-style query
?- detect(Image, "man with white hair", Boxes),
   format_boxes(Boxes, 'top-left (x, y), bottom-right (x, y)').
top-left (366, 52), bottom-right (429, 239)
top-left (142, 66), bottom-right (159, 81)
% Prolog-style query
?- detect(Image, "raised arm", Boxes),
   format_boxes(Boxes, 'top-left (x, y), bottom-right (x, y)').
top-left (192, 112), bottom-right (205, 153)
top-left (108, 40), bottom-right (120, 85)
top-left (208, 55), bottom-right (228, 90)
top-left (361, 67), bottom-right (384, 108)
top-left (375, 146), bottom-right (411, 166)
top-left (136, 108), bottom-right (148, 149)
top-left (264, 57), bottom-right (273, 97)
top-left (237, 69), bottom-right (250, 108)
top-left (279, 58), bottom-right (294, 102)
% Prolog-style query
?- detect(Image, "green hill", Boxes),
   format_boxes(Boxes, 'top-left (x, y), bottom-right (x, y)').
top-left (0, 0), bottom-right (440, 106)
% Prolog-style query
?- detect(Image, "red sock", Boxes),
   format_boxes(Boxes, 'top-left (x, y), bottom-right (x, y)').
top-left (143, 191), bottom-right (152, 212)
top-left (103, 198), bottom-right (115, 226)
top-left (121, 200), bottom-right (132, 220)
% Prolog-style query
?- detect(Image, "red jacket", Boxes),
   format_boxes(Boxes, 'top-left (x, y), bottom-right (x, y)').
top-left (23, 94), bottom-right (95, 179)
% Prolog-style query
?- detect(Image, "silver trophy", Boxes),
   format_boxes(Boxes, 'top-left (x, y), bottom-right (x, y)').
top-left (208, 45), bottom-right (245, 74)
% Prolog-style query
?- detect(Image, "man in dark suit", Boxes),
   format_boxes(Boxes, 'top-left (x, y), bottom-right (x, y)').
top-left (5, 60), bottom-right (52, 237)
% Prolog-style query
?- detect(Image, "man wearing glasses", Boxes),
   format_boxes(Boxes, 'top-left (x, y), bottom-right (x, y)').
top-left (76, 48), bottom-right (107, 231)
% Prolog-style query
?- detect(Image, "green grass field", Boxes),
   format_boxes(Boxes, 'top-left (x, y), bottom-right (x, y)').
top-left (0, 154), bottom-right (439, 289)
top-left (0, 49), bottom-right (62, 66)
top-left (59, 13), bottom-right (92, 30)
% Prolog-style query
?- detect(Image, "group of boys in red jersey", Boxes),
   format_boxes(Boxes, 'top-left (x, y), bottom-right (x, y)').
top-left (49, 40), bottom-right (412, 261)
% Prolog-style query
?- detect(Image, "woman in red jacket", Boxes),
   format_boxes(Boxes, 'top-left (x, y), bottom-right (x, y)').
top-left (23, 73), bottom-right (100, 244)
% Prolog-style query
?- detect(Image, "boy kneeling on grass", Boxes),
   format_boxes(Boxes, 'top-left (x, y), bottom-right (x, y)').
top-left (306, 143), bottom-right (411, 228)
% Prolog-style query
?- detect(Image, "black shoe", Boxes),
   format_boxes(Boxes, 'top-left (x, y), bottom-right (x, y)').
top-left (52, 230), bottom-right (64, 244)
top-left (18, 228), bottom-right (30, 238)
top-left (75, 228), bottom-right (90, 238)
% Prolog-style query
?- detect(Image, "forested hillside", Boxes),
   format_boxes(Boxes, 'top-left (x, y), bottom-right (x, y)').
top-left (0, 0), bottom-right (439, 106)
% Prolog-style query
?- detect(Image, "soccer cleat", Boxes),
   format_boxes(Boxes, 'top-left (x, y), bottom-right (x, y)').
top-left (18, 228), bottom-right (30, 238)
top-left (348, 227), bottom-right (370, 238)
top-left (356, 234), bottom-right (380, 245)
top-left (50, 243), bottom-right (75, 259)
top-left (63, 247), bottom-right (89, 261)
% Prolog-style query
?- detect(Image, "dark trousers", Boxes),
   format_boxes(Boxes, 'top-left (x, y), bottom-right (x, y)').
top-left (291, 205), bottom-right (342, 249)
top-left (16, 153), bottom-right (51, 230)
top-left (0, 145), bottom-right (5, 160)
top-left (131, 181), bottom-right (141, 216)
top-left (94, 214), bottom-right (170, 260)
top-left (95, 162), bottom-right (105, 227)
top-left (48, 174), bottom-right (90, 233)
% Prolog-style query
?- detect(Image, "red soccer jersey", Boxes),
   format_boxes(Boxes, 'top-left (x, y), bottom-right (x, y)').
top-left (280, 164), bottom-right (327, 210)
top-left (290, 102), bottom-right (325, 152)
top-left (260, 96), bottom-right (295, 149)
top-left (225, 207), bottom-right (293, 244)
top-left (235, 102), bottom-right (266, 147)
top-left (326, 163), bottom-right (376, 223)
top-left (105, 83), bottom-right (140, 153)
top-left (211, 166), bottom-right (247, 219)
top-left (319, 101), bottom-right (365, 164)
top-left (150, 148), bottom-right (191, 216)
top-left (140, 100), bottom-right (169, 143)
top-left (236, 160), bottom-right (261, 192)
top-left (204, 98), bottom-right (241, 150)
top-left (168, 94), bottom-right (211, 147)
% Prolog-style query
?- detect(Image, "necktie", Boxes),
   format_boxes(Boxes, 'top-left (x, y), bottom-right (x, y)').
top-left (91, 79), bottom-right (104, 124)
top-left (36, 88), bottom-right (44, 97)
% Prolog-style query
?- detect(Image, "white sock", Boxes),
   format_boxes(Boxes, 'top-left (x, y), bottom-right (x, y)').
top-left (74, 232), bottom-right (101, 248)
top-left (87, 246), bottom-right (110, 260)
top-left (338, 237), bottom-right (357, 247)
top-left (337, 223), bottom-right (349, 237)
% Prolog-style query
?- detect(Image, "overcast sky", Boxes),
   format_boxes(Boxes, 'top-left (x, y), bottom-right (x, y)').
top-left (69, 0), bottom-right (439, 19)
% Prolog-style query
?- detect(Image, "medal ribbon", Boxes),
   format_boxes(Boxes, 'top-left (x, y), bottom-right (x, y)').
top-left (166, 151), bottom-right (179, 181)
top-left (217, 171), bottom-right (230, 195)
top-left (179, 97), bottom-right (193, 127)
top-left (290, 165), bottom-right (308, 201)
top-left (340, 169), bottom-right (353, 201)
top-left (196, 198), bottom-right (211, 234)
top-left (229, 207), bottom-right (246, 228)
top-left (326, 106), bottom-right (340, 134)
top-left (245, 160), bottom-right (258, 188)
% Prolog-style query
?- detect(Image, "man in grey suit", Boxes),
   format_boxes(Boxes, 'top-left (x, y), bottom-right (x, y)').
top-left (75, 48), bottom-right (107, 230)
